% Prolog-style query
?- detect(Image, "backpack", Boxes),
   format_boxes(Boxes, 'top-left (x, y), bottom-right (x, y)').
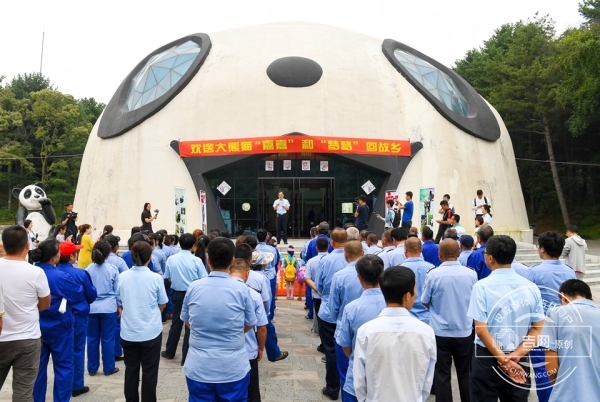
top-left (284, 256), bottom-right (297, 282)
top-left (296, 259), bottom-right (306, 283)
top-left (392, 209), bottom-right (402, 228)
top-left (473, 196), bottom-right (488, 209)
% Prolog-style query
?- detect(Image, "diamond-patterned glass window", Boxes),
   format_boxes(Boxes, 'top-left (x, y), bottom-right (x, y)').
top-left (394, 49), bottom-right (469, 116)
top-left (126, 40), bottom-right (201, 111)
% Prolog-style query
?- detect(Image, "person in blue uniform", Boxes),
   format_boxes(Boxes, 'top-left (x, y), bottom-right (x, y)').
top-left (421, 239), bottom-right (478, 402)
top-left (457, 235), bottom-right (474, 267)
top-left (181, 238), bottom-right (257, 402)
top-left (335, 253), bottom-right (386, 402)
top-left (304, 222), bottom-right (333, 261)
top-left (544, 279), bottom-right (600, 402)
top-left (230, 259), bottom-right (268, 402)
top-left (117, 240), bottom-right (168, 402)
top-left (85, 241), bottom-right (120, 376)
top-left (421, 227), bottom-right (442, 267)
top-left (328, 241), bottom-right (364, 395)
top-left (526, 231), bottom-right (576, 402)
top-left (316, 228), bottom-right (348, 400)
top-left (255, 229), bottom-right (279, 321)
top-left (380, 228), bottom-right (408, 269)
top-left (103, 234), bottom-right (128, 362)
top-left (467, 235), bottom-right (545, 402)
top-left (467, 225), bottom-right (494, 280)
top-left (57, 241), bottom-right (97, 397)
top-left (401, 237), bottom-right (434, 324)
top-left (30, 239), bottom-right (84, 402)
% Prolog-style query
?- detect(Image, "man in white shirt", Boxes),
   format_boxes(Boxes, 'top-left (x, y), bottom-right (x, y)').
top-left (450, 214), bottom-right (467, 238)
top-left (273, 191), bottom-right (290, 244)
top-left (353, 266), bottom-right (436, 402)
top-left (0, 225), bottom-right (51, 401)
top-left (471, 190), bottom-right (490, 218)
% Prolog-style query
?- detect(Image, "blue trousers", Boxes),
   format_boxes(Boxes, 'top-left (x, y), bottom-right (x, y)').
top-left (530, 349), bottom-right (552, 402)
top-left (269, 277), bottom-right (277, 320)
top-left (87, 312), bottom-right (116, 374)
top-left (265, 317), bottom-right (281, 361)
top-left (34, 332), bottom-right (74, 402)
top-left (186, 372), bottom-right (250, 402)
top-left (72, 313), bottom-right (88, 391)
top-left (114, 316), bottom-right (123, 357)
top-left (342, 390), bottom-right (359, 402)
top-left (335, 342), bottom-right (349, 392)
top-left (305, 286), bottom-right (313, 319)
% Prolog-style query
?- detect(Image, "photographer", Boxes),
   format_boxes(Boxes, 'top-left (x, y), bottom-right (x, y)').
top-left (24, 220), bottom-right (39, 250)
top-left (61, 203), bottom-right (78, 239)
top-left (141, 203), bottom-right (159, 233)
top-left (354, 195), bottom-right (369, 231)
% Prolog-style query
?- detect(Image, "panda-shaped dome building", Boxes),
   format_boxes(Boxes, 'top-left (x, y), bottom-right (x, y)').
top-left (75, 22), bottom-right (531, 242)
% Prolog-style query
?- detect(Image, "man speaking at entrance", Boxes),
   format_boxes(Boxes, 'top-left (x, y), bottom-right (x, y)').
top-left (273, 192), bottom-right (290, 244)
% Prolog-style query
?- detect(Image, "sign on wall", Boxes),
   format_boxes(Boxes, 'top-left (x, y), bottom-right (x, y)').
top-left (174, 187), bottom-right (187, 235)
top-left (179, 135), bottom-right (411, 157)
top-left (419, 187), bottom-right (435, 230)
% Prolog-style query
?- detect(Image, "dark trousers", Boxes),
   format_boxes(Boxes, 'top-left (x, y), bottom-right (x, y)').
top-left (401, 221), bottom-right (412, 232)
top-left (248, 358), bottom-right (260, 402)
top-left (313, 298), bottom-right (322, 335)
top-left (161, 279), bottom-right (171, 322)
top-left (434, 225), bottom-right (448, 244)
top-left (470, 346), bottom-right (530, 402)
top-left (318, 317), bottom-right (339, 396)
top-left (115, 316), bottom-right (123, 357)
top-left (356, 224), bottom-right (368, 231)
top-left (0, 338), bottom-right (41, 401)
top-left (122, 333), bottom-right (162, 402)
top-left (434, 334), bottom-right (473, 402)
top-left (276, 213), bottom-right (288, 242)
top-left (164, 290), bottom-right (190, 364)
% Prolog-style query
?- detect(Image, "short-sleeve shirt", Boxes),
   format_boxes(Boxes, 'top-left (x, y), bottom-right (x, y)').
top-left (355, 205), bottom-right (369, 227)
top-left (402, 201), bottom-right (414, 222)
top-left (401, 257), bottom-right (434, 324)
top-left (329, 262), bottom-right (363, 335)
top-left (141, 211), bottom-right (153, 232)
top-left (256, 242), bottom-right (278, 280)
top-left (543, 299), bottom-right (600, 402)
top-left (422, 241), bottom-right (442, 267)
top-left (182, 271), bottom-right (257, 383)
top-left (458, 250), bottom-right (473, 267)
top-left (273, 198), bottom-right (290, 214)
top-left (381, 244), bottom-right (406, 270)
top-left (107, 252), bottom-right (129, 274)
top-left (57, 262), bottom-right (98, 316)
top-left (241, 278), bottom-right (269, 360)
top-left (117, 266), bottom-right (168, 342)
top-left (467, 244), bottom-right (490, 280)
top-left (0, 283), bottom-right (4, 317)
top-left (421, 261), bottom-right (477, 337)
top-left (304, 235), bottom-right (333, 261)
top-left (246, 270), bottom-right (271, 312)
top-left (0, 258), bottom-right (50, 341)
top-left (85, 262), bottom-right (120, 314)
top-left (164, 250), bottom-right (207, 291)
top-left (335, 288), bottom-right (386, 397)
top-left (527, 260), bottom-right (576, 313)
top-left (304, 252), bottom-right (327, 299)
top-left (60, 212), bottom-right (78, 237)
top-left (467, 268), bottom-right (544, 350)
top-left (316, 249), bottom-right (348, 323)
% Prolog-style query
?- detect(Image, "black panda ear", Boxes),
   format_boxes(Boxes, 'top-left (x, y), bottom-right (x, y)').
top-left (35, 182), bottom-right (45, 191)
top-left (12, 188), bottom-right (22, 199)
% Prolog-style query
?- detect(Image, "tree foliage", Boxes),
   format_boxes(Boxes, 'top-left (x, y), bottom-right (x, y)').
top-left (0, 73), bottom-right (104, 220)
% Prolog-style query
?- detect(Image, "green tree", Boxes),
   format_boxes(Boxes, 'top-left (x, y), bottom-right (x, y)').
top-left (6, 72), bottom-right (54, 100)
top-left (455, 15), bottom-right (572, 228)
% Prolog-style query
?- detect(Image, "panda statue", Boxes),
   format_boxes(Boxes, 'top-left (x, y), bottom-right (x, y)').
top-left (12, 182), bottom-right (57, 241)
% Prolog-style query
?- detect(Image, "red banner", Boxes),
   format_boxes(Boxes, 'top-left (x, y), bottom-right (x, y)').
top-left (178, 136), bottom-right (411, 157)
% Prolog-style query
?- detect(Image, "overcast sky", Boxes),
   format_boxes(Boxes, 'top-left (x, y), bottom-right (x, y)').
top-left (1, 0), bottom-right (584, 104)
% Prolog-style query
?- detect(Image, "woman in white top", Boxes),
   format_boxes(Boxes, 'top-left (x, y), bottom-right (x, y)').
top-left (24, 220), bottom-right (38, 250)
top-left (482, 205), bottom-right (492, 226)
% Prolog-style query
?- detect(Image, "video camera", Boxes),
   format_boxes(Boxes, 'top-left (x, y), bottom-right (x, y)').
top-left (67, 211), bottom-right (78, 219)
top-left (154, 209), bottom-right (160, 216)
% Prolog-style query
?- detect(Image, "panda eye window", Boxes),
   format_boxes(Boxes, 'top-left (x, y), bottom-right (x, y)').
top-left (35, 188), bottom-right (44, 196)
top-left (24, 189), bottom-right (32, 198)
top-left (382, 39), bottom-right (500, 141)
top-left (98, 33), bottom-right (212, 139)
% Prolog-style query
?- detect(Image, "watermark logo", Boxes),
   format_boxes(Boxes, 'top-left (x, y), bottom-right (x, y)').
top-left (475, 285), bottom-right (590, 390)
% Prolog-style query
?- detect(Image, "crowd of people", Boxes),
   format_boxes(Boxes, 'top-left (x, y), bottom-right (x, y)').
top-left (0, 194), bottom-right (597, 402)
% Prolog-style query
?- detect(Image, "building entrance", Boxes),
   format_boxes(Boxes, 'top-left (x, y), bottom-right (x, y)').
top-left (259, 178), bottom-right (334, 239)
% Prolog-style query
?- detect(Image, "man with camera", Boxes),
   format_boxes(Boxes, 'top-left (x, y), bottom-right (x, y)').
top-left (354, 195), bottom-right (369, 231)
top-left (61, 203), bottom-right (78, 239)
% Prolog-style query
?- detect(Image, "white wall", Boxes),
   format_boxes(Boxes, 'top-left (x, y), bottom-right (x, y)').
top-left (74, 22), bottom-right (530, 241)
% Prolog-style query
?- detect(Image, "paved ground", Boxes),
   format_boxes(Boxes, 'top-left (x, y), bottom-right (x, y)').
top-left (0, 296), bottom-right (540, 402)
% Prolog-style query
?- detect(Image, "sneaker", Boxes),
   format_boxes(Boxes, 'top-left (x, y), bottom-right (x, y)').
top-left (321, 356), bottom-right (326, 363)
top-left (322, 387), bottom-right (338, 400)
top-left (161, 351), bottom-right (174, 360)
top-left (72, 387), bottom-right (90, 397)
top-left (304, 315), bottom-right (312, 320)
top-left (273, 351), bottom-right (289, 362)
top-left (304, 306), bottom-right (309, 310)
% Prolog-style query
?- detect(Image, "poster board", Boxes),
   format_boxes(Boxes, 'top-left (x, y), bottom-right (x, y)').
top-left (174, 187), bottom-right (187, 235)
top-left (199, 190), bottom-right (207, 234)
top-left (419, 187), bottom-right (435, 230)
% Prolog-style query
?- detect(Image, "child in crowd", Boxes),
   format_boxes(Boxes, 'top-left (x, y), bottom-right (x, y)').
top-left (283, 245), bottom-right (298, 300)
